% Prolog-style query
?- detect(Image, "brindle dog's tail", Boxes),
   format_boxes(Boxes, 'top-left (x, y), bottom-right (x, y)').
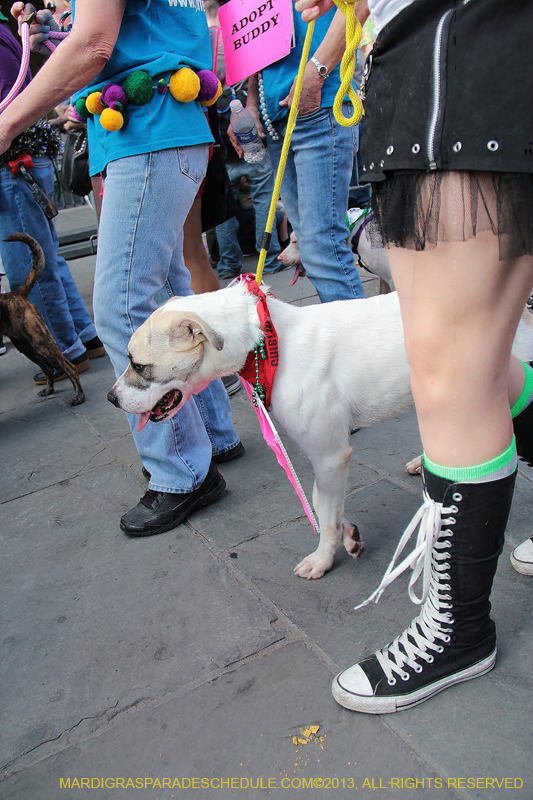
top-left (4, 233), bottom-right (45, 298)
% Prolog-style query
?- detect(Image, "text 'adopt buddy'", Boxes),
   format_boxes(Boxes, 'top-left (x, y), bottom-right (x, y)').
top-left (73, 68), bottom-right (223, 132)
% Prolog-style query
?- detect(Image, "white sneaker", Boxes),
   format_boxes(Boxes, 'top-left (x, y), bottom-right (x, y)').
top-left (510, 537), bottom-right (533, 575)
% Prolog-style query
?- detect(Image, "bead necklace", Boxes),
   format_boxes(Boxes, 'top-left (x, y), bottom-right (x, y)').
top-left (252, 339), bottom-right (268, 405)
top-left (257, 71), bottom-right (280, 141)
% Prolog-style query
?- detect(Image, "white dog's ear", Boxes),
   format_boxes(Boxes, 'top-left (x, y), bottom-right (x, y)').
top-left (169, 313), bottom-right (224, 351)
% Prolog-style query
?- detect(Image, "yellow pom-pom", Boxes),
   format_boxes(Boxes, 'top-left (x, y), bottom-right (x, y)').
top-left (85, 91), bottom-right (105, 116)
top-left (200, 81), bottom-right (223, 107)
top-left (100, 108), bottom-right (124, 131)
top-left (169, 68), bottom-right (200, 103)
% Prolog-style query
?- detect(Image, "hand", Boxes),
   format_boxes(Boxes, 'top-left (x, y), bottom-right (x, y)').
top-left (227, 123), bottom-right (244, 159)
top-left (246, 102), bottom-right (265, 139)
top-left (64, 104), bottom-right (85, 130)
top-left (11, 2), bottom-right (60, 56)
top-left (279, 63), bottom-right (323, 117)
top-left (294, 0), bottom-right (334, 23)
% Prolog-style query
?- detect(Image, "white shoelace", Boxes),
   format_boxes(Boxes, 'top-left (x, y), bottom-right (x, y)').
top-left (355, 492), bottom-right (461, 682)
top-left (355, 492), bottom-right (458, 610)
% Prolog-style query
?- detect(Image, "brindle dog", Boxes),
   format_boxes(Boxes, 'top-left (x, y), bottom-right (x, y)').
top-left (0, 233), bottom-right (85, 405)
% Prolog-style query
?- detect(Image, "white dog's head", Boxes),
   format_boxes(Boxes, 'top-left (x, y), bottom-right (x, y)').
top-left (107, 302), bottom-right (224, 431)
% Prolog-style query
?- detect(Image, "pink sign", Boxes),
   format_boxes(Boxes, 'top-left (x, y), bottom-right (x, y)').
top-left (218, 0), bottom-right (293, 87)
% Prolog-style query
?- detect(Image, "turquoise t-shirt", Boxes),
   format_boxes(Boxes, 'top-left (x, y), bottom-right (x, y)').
top-left (72, 0), bottom-right (214, 174)
top-left (261, 8), bottom-right (354, 124)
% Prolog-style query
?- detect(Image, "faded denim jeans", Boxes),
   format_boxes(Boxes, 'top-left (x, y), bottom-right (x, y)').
top-left (269, 106), bottom-right (365, 303)
top-left (93, 147), bottom-right (240, 494)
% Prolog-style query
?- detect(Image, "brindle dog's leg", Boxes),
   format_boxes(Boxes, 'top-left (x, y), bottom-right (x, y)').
top-left (37, 369), bottom-right (56, 397)
top-left (61, 359), bottom-right (85, 406)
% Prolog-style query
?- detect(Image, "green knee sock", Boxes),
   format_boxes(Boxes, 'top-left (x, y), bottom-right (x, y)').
top-left (511, 360), bottom-right (533, 419)
top-left (423, 438), bottom-right (518, 484)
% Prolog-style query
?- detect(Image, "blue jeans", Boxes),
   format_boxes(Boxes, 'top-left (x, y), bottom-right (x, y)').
top-left (269, 106), bottom-right (365, 303)
top-left (93, 147), bottom-right (240, 494)
top-left (0, 156), bottom-right (96, 358)
top-left (215, 152), bottom-right (281, 277)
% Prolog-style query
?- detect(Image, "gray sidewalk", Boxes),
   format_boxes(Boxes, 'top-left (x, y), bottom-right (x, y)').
top-left (1, 206), bottom-right (531, 800)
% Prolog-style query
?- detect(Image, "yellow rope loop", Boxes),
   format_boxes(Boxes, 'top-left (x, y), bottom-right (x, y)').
top-left (332, 0), bottom-right (363, 126)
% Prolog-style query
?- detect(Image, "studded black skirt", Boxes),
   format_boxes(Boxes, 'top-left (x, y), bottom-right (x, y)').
top-left (361, 0), bottom-right (533, 259)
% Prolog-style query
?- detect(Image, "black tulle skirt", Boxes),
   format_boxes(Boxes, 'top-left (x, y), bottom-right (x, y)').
top-left (361, 0), bottom-right (533, 259)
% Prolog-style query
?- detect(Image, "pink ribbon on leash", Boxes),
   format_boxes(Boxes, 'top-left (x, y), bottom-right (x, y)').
top-left (240, 377), bottom-right (320, 535)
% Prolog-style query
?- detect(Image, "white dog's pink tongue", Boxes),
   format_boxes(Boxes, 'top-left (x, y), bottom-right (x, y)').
top-left (137, 412), bottom-right (150, 432)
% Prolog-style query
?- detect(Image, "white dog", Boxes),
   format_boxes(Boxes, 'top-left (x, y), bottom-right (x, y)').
top-left (108, 282), bottom-right (533, 579)
top-left (278, 209), bottom-right (395, 293)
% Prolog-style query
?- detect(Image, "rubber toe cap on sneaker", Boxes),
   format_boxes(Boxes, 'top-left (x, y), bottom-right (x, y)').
top-left (336, 664), bottom-right (374, 697)
top-left (510, 537), bottom-right (533, 575)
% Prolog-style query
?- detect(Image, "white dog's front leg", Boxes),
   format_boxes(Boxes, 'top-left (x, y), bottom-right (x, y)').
top-left (294, 451), bottom-right (352, 579)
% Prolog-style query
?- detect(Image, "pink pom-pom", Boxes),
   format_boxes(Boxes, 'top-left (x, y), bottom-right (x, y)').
top-left (71, 106), bottom-right (84, 123)
top-left (101, 83), bottom-right (128, 108)
top-left (197, 70), bottom-right (220, 103)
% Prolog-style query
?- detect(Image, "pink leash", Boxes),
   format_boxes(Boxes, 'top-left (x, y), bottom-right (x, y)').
top-left (0, 23), bottom-right (30, 113)
top-left (0, 7), bottom-right (68, 113)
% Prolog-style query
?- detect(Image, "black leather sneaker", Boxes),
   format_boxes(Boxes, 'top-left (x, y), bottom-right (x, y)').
top-left (120, 462), bottom-right (226, 536)
top-left (33, 352), bottom-right (89, 385)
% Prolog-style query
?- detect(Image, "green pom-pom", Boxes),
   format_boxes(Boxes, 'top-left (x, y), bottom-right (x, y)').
top-left (75, 97), bottom-right (92, 119)
top-left (123, 70), bottom-right (154, 105)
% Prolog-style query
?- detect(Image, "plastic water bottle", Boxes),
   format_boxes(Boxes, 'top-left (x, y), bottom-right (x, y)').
top-left (230, 99), bottom-right (265, 163)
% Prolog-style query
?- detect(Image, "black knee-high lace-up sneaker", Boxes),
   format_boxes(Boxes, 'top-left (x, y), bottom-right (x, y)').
top-left (332, 467), bottom-right (516, 714)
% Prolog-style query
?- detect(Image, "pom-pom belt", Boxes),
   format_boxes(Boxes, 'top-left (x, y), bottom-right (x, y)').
top-left (74, 68), bottom-right (222, 133)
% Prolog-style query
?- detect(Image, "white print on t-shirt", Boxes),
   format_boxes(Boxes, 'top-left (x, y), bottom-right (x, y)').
top-left (168, 0), bottom-right (205, 11)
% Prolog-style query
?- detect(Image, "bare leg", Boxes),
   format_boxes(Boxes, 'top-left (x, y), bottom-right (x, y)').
top-left (389, 234), bottom-right (533, 467)
top-left (406, 352), bottom-right (530, 475)
top-left (183, 197), bottom-right (221, 294)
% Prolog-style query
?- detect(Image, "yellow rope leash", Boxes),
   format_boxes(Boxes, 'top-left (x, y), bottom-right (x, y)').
top-left (255, 1), bottom-right (362, 284)
top-left (332, 0), bottom-right (363, 127)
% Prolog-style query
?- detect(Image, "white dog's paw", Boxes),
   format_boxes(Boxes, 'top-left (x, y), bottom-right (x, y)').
top-left (406, 455), bottom-right (422, 475)
top-left (342, 522), bottom-right (365, 559)
top-left (294, 551), bottom-right (334, 580)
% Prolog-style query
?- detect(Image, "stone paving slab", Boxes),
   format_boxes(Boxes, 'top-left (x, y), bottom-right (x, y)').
top-left (0, 344), bottom-right (70, 414)
top-left (0, 642), bottom-right (459, 800)
top-left (1, 463), bottom-right (282, 769)
top-left (353, 409), bottom-right (421, 483)
top-left (228, 480), bottom-right (424, 666)
top-left (0, 393), bottom-right (114, 504)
